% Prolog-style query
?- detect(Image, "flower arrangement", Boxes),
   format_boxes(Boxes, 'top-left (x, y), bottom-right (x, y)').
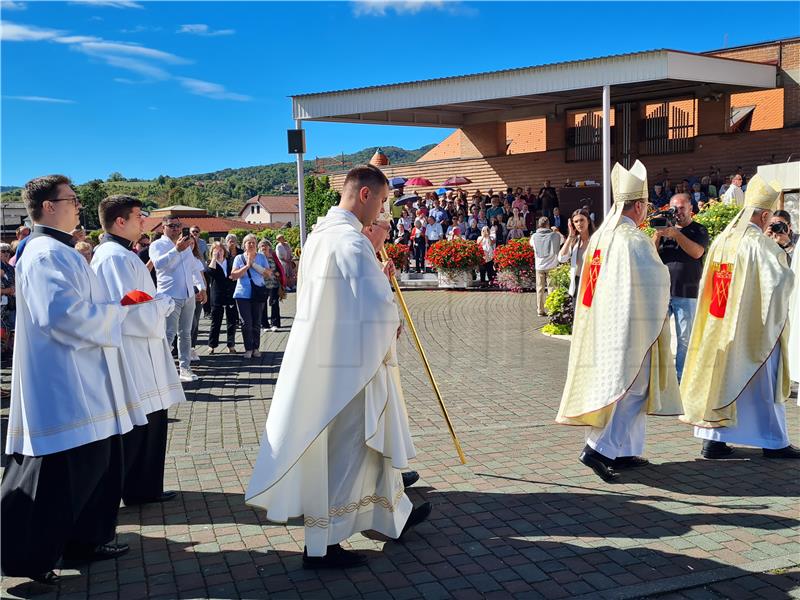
top-left (494, 238), bottom-right (537, 292)
top-left (494, 238), bottom-right (536, 271)
top-left (542, 264), bottom-right (574, 335)
top-left (383, 243), bottom-right (410, 270)
top-left (425, 239), bottom-right (484, 275)
top-left (693, 200), bottom-right (741, 242)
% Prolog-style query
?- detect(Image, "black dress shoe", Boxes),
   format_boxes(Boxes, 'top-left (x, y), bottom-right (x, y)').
top-left (125, 490), bottom-right (178, 505)
top-left (302, 544), bottom-right (367, 569)
top-left (402, 471), bottom-right (420, 488)
top-left (31, 570), bottom-right (60, 585)
top-left (701, 440), bottom-right (735, 459)
top-left (579, 448), bottom-right (618, 482)
top-left (613, 456), bottom-right (650, 469)
top-left (763, 445), bottom-right (800, 458)
top-left (63, 542), bottom-right (129, 564)
top-left (400, 501), bottom-right (432, 538)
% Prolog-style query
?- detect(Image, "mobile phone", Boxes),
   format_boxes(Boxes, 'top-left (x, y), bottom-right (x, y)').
top-left (182, 227), bottom-right (190, 238)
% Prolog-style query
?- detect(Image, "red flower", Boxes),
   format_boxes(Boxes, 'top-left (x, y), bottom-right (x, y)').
top-left (494, 239), bottom-right (535, 272)
top-left (425, 239), bottom-right (484, 270)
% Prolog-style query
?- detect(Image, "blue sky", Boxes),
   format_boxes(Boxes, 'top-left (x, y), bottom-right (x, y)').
top-left (2, 1), bottom-right (798, 186)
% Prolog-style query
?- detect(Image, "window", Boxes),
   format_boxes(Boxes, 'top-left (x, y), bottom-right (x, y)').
top-left (565, 108), bottom-right (615, 162)
top-left (639, 98), bottom-right (696, 156)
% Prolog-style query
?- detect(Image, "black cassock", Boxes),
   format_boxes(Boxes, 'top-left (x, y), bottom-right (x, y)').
top-left (1, 435), bottom-right (123, 577)
top-left (121, 408), bottom-right (169, 505)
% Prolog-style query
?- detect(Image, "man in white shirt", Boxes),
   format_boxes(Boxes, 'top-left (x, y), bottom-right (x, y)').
top-left (92, 195), bottom-right (186, 506)
top-left (425, 215), bottom-right (443, 245)
top-left (149, 216), bottom-right (201, 382)
top-left (1, 175), bottom-right (169, 583)
top-left (722, 173), bottom-right (745, 206)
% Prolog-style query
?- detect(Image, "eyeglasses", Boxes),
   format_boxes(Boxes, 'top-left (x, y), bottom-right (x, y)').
top-left (165, 223), bottom-right (182, 229)
top-left (49, 197), bottom-right (81, 207)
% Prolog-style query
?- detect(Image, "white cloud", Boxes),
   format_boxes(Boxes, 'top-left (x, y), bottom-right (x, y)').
top-left (96, 54), bottom-right (171, 79)
top-left (1, 21), bottom-right (63, 41)
top-left (177, 24), bottom-right (235, 37)
top-left (353, 0), bottom-right (442, 16)
top-left (120, 25), bottom-right (162, 34)
top-left (1, 2), bottom-right (28, 11)
top-left (68, 1), bottom-right (143, 8)
top-left (4, 95), bottom-right (76, 104)
top-left (54, 35), bottom-right (102, 44)
top-left (78, 41), bottom-right (189, 64)
top-left (177, 77), bottom-right (251, 102)
top-left (352, 0), bottom-right (476, 17)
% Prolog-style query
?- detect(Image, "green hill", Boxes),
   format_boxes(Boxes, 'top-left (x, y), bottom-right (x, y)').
top-left (0, 144), bottom-right (435, 229)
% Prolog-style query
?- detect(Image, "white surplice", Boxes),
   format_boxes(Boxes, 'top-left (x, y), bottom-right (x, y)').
top-left (694, 345), bottom-right (790, 449)
top-left (246, 207), bottom-right (415, 556)
top-left (586, 350), bottom-right (651, 460)
top-left (6, 235), bottom-right (161, 456)
top-left (91, 239), bottom-right (185, 414)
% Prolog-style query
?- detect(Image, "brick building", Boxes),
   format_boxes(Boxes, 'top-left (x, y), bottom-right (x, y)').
top-left (309, 38), bottom-right (798, 205)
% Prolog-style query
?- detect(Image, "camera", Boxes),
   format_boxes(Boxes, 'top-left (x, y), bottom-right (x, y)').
top-left (769, 221), bottom-right (788, 235)
top-left (649, 207), bottom-right (678, 229)
top-left (182, 227), bottom-right (190, 238)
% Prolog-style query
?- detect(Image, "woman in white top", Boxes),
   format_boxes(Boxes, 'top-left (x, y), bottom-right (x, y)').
top-left (558, 208), bottom-right (595, 301)
top-left (477, 226), bottom-right (496, 285)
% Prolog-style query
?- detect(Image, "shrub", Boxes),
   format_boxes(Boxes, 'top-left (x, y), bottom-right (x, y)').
top-left (544, 285), bottom-right (574, 335)
top-left (548, 263), bottom-right (571, 290)
top-left (426, 239), bottom-right (484, 274)
top-left (542, 323), bottom-right (572, 336)
top-left (693, 201), bottom-right (741, 242)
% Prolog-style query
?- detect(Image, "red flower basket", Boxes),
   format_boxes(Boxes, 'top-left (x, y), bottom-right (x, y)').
top-left (383, 243), bottom-right (410, 270)
top-left (494, 238), bottom-right (535, 271)
top-left (425, 239), bottom-right (484, 274)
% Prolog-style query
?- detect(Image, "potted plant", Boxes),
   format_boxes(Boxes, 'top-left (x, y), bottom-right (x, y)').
top-left (383, 243), bottom-right (410, 272)
top-left (493, 238), bottom-right (536, 292)
top-left (425, 239), bottom-right (484, 288)
top-left (543, 264), bottom-right (574, 336)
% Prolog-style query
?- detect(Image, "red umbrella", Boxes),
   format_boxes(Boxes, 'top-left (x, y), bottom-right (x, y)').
top-left (442, 176), bottom-right (472, 186)
top-left (406, 177), bottom-right (433, 187)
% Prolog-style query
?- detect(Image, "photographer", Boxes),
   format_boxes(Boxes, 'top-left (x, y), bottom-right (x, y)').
top-left (767, 209), bottom-right (795, 262)
top-left (652, 193), bottom-right (709, 382)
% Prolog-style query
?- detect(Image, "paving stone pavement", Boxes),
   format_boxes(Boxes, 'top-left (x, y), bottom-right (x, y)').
top-left (2, 290), bottom-right (799, 599)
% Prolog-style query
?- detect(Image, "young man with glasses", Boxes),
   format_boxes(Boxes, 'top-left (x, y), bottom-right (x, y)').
top-left (1, 175), bottom-right (171, 583)
top-left (149, 216), bottom-right (204, 382)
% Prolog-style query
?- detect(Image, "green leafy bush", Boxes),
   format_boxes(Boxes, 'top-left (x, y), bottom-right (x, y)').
top-left (548, 264), bottom-right (571, 290)
top-left (542, 323), bottom-right (572, 336)
top-left (693, 201), bottom-right (741, 242)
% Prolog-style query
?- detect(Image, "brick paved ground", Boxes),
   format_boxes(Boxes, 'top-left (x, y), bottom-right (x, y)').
top-left (2, 291), bottom-right (799, 599)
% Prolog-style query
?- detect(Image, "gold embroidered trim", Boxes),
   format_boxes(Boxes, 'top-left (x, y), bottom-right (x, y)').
top-left (304, 486), bottom-right (405, 529)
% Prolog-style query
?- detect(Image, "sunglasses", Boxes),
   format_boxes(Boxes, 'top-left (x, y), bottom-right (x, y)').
top-left (165, 223), bottom-right (182, 229)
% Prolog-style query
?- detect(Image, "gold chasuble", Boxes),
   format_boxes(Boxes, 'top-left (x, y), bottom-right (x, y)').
top-left (680, 176), bottom-right (794, 428)
top-left (557, 161), bottom-right (681, 428)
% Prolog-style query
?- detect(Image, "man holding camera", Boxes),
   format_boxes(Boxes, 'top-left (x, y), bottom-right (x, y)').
top-left (149, 216), bottom-right (201, 383)
top-left (653, 194), bottom-right (709, 382)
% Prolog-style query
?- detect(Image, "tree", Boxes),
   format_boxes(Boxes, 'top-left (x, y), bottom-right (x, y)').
top-left (108, 172), bottom-right (126, 182)
top-left (303, 175), bottom-right (340, 232)
top-left (77, 179), bottom-right (105, 229)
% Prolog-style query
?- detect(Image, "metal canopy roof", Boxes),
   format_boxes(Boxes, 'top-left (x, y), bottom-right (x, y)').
top-left (291, 50), bottom-right (776, 128)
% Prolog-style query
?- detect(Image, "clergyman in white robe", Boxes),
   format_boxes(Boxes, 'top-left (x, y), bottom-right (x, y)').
top-left (92, 232), bottom-right (185, 504)
top-left (1, 225), bottom-right (171, 578)
top-left (246, 206), bottom-right (416, 557)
